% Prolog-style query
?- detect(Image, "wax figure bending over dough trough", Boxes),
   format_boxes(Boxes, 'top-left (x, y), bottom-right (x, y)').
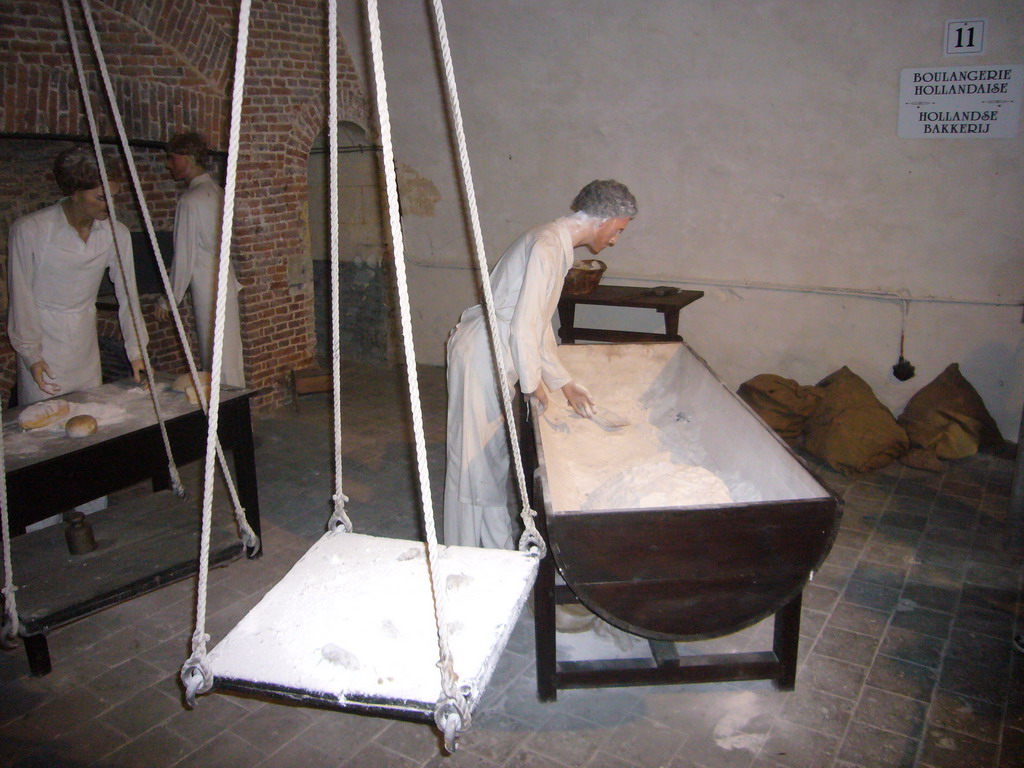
top-left (444, 179), bottom-right (638, 550)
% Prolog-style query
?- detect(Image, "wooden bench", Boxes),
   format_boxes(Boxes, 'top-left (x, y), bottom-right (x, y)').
top-left (290, 366), bottom-right (332, 412)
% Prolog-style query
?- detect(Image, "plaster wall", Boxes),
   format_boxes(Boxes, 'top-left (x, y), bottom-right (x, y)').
top-left (340, 0), bottom-right (1023, 438)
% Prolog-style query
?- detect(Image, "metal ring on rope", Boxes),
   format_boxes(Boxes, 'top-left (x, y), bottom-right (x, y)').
top-left (433, 686), bottom-right (472, 754)
top-left (0, 627), bottom-right (19, 651)
top-left (518, 525), bottom-right (547, 559)
top-left (0, 589), bottom-right (21, 650)
top-left (181, 659), bottom-right (214, 707)
top-left (327, 492), bottom-right (353, 533)
top-left (239, 519), bottom-right (261, 554)
top-left (181, 629), bottom-right (214, 707)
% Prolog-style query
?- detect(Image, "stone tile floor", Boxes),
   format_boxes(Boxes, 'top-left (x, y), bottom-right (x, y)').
top-left (1, 360), bottom-right (1021, 767)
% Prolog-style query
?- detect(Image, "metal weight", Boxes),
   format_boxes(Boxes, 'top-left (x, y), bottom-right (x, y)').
top-left (64, 511), bottom-right (97, 555)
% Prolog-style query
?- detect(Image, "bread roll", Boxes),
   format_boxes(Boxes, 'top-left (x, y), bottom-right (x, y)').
top-left (65, 414), bottom-right (98, 438)
top-left (18, 399), bottom-right (70, 430)
top-left (173, 371), bottom-right (211, 392)
top-left (185, 382), bottom-right (211, 405)
top-left (171, 371), bottom-right (212, 405)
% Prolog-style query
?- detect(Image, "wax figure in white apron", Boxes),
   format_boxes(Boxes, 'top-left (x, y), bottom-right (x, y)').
top-left (7, 146), bottom-right (148, 406)
top-left (444, 180), bottom-right (637, 549)
top-left (155, 132), bottom-right (245, 387)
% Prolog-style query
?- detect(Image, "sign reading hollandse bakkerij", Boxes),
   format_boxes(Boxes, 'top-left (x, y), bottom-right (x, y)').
top-left (898, 65), bottom-right (1021, 138)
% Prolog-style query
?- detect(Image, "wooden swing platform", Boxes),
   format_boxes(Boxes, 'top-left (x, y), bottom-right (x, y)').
top-left (209, 532), bottom-right (538, 721)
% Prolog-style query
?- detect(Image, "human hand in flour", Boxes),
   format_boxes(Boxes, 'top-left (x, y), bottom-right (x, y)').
top-left (129, 358), bottom-right (145, 383)
top-left (29, 359), bottom-right (61, 396)
top-left (562, 381), bottom-right (596, 419)
top-left (528, 385), bottom-right (549, 415)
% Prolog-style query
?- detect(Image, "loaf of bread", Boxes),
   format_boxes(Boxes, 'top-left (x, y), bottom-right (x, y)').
top-left (18, 399), bottom-right (70, 430)
top-left (65, 414), bottom-right (98, 438)
top-left (173, 371), bottom-right (212, 405)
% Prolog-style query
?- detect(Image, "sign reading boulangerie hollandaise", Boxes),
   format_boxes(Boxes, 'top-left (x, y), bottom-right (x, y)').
top-left (898, 65), bottom-right (1022, 138)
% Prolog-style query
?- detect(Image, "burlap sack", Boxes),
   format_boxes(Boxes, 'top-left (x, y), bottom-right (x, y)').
top-left (737, 374), bottom-right (823, 445)
top-left (897, 363), bottom-right (1001, 460)
top-left (804, 367), bottom-right (909, 476)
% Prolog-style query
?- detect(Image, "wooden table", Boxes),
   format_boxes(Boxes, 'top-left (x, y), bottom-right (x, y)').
top-left (2, 377), bottom-right (262, 675)
top-left (557, 284), bottom-right (704, 344)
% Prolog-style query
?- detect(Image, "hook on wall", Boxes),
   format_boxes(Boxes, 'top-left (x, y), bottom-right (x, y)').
top-left (892, 296), bottom-right (915, 381)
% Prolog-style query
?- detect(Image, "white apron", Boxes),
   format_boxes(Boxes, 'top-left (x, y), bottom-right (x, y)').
top-left (170, 173), bottom-right (245, 388)
top-left (7, 202), bottom-right (147, 406)
top-left (443, 218), bottom-right (575, 548)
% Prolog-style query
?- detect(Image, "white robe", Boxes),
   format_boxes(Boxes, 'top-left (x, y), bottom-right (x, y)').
top-left (7, 201), bottom-right (148, 406)
top-left (170, 173), bottom-right (244, 388)
top-left (444, 217), bottom-right (575, 549)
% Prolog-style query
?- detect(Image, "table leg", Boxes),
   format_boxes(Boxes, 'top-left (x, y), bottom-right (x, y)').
top-left (535, 548), bottom-right (558, 702)
top-left (772, 591), bottom-right (802, 690)
top-left (663, 308), bottom-right (683, 341)
top-left (557, 300), bottom-right (578, 345)
top-left (24, 634), bottom-right (52, 676)
top-left (224, 400), bottom-right (262, 558)
top-left (151, 466), bottom-right (171, 493)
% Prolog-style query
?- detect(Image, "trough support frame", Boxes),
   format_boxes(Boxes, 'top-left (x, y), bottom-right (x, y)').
top-left (533, 549), bottom-right (803, 701)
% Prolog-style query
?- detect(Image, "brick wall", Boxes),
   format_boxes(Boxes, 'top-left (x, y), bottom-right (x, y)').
top-left (0, 0), bottom-right (368, 409)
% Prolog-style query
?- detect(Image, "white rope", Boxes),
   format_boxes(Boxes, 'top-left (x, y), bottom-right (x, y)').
top-left (0, 393), bottom-right (20, 648)
top-left (0, 0), bottom-right (137, 649)
top-left (427, 0), bottom-right (544, 557)
top-left (365, 0), bottom-right (468, 751)
top-left (71, 0), bottom-right (258, 554)
top-left (65, 0), bottom-right (185, 499)
top-left (325, 0), bottom-right (352, 534)
top-left (181, 0), bottom-right (253, 706)
top-left (0, 0), bottom-right (186, 655)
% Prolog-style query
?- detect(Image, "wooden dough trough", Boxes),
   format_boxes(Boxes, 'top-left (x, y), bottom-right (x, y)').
top-left (208, 533), bottom-right (538, 721)
top-left (527, 342), bottom-right (841, 698)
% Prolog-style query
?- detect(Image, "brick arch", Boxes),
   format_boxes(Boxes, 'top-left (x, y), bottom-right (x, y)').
top-left (228, 69), bottom-right (369, 405)
top-left (0, 2), bottom-right (228, 142)
top-left (292, 89), bottom-right (372, 160)
top-left (99, 0), bottom-right (233, 94)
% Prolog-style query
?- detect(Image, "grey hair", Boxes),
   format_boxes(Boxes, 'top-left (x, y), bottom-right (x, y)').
top-left (570, 179), bottom-right (637, 219)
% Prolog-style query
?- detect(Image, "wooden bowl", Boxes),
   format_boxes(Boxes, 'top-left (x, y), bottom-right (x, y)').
top-left (563, 259), bottom-right (607, 296)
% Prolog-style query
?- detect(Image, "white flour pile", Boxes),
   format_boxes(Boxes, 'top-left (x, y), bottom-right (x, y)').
top-left (543, 399), bottom-right (732, 511)
top-left (586, 460), bottom-right (732, 510)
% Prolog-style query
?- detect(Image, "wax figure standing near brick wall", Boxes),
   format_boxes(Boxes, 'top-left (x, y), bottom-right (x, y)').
top-left (7, 146), bottom-right (148, 405)
top-left (155, 132), bottom-right (245, 388)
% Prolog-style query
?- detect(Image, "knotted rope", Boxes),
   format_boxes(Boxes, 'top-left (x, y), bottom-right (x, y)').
top-left (0, 398), bottom-right (19, 649)
top-left (71, 0), bottom-right (259, 554)
top-left (365, 0), bottom-right (468, 751)
top-left (427, 0), bottom-right (545, 557)
top-left (180, 0), bottom-right (254, 705)
top-left (325, 0), bottom-right (352, 535)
